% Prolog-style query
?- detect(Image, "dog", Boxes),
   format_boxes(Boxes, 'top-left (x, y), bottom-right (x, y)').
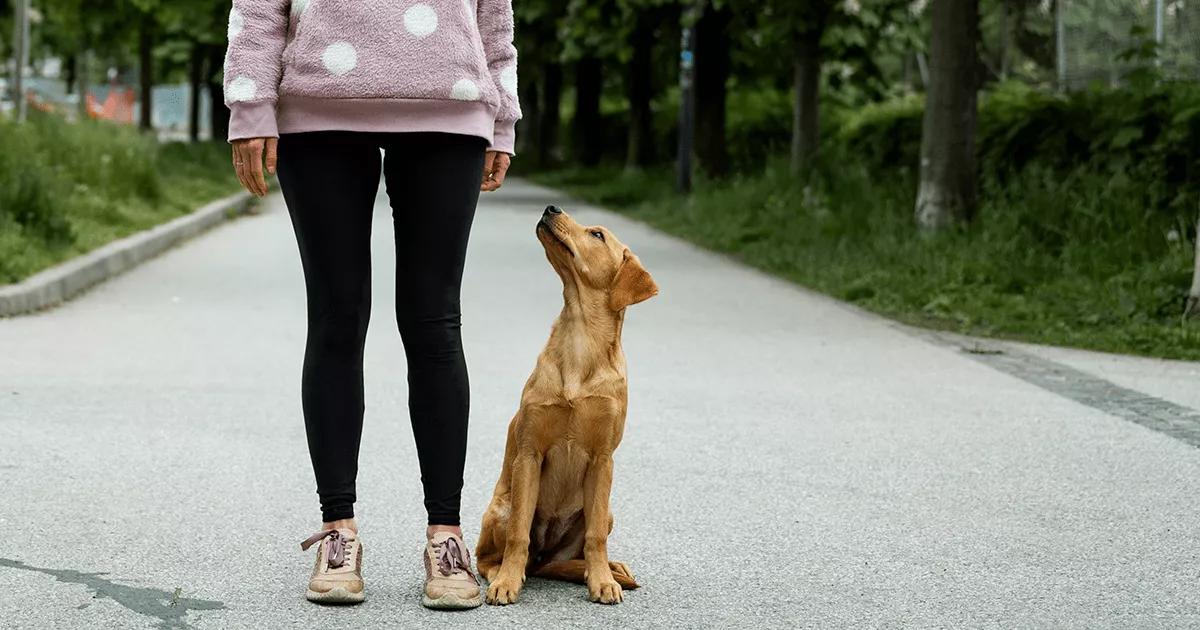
top-left (476, 205), bottom-right (658, 605)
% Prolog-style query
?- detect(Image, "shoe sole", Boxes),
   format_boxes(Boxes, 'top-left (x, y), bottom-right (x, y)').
top-left (306, 587), bottom-right (365, 605)
top-left (421, 592), bottom-right (482, 610)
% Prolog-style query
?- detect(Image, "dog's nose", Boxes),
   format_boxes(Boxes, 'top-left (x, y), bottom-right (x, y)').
top-left (543, 205), bottom-right (563, 216)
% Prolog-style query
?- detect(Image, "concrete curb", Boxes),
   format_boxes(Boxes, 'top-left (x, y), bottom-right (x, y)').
top-left (0, 191), bottom-right (255, 317)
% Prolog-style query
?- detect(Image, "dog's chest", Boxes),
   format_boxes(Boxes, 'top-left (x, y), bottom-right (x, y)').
top-left (537, 440), bottom-right (592, 511)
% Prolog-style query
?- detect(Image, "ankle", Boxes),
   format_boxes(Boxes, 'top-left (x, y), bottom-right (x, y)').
top-left (427, 523), bottom-right (463, 537)
top-left (323, 518), bottom-right (357, 533)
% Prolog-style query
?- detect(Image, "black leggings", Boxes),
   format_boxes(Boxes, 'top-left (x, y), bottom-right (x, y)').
top-left (276, 131), bottom-right (486, 526)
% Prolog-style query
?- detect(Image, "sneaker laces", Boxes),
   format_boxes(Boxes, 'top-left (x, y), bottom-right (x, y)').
top-left (301, 529), bottom-right (349, 569)
top-left (434, 536), bottom-right (471, 577)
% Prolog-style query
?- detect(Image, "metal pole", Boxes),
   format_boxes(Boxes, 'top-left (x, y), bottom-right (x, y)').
top-left (12, 0), bottom-right (30, 121)
top-left (677, 2), bottom-right (699, 194)
top-left (1154, 0), bottom-right (1165, 44)
top-left (1154, 0), bottom-right (1165, 69)
top-left (1055, 0), bottom-right (1066, 90)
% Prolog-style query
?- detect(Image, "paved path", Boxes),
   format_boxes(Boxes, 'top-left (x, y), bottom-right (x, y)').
top-left (2, 179), bottom-right (1200, 629)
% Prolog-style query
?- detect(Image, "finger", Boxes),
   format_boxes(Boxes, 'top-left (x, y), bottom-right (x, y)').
top-left (234, 145), bottom-right (253, 194)
top-left (239, 144), bottom-right (260, 197)
top-left (265, 138), bottom-right (279, 176)
top-left (492, 155), bottom-right (511, 189)
top-left (249, 143), bottom-right (267, 196)
top-left (481, 151), bottom-right (497, 191)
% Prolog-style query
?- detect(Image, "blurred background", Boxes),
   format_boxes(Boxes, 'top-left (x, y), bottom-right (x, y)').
top-left (2, 0), bottom-right (1200, 359)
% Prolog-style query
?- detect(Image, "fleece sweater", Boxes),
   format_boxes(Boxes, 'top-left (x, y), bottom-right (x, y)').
top-left (222, 0), bottom-right (521, 153)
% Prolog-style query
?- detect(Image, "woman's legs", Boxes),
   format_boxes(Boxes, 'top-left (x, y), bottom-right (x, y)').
top-left (277, 131), bottom-right (384, 525)
top-left (381, 133), bottom-right (487, 527)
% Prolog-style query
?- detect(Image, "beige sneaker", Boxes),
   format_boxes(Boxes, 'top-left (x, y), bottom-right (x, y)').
top-left (422, 532), bottom-right (482, 609)
top-left (300, 528), bottom-right (365, 604)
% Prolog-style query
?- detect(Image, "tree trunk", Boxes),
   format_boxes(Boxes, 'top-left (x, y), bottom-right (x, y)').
top-left (138, 13), bottom-right (155, 132)
top-left (518, 73), bottom-right (540, 159)
top-left (1187, 213), bottom-right (1200, 320)
top-left (207, 43), bottom-right (230, 142)
top-left (572, 57), bottom-right (603, 166)
top-left (625, 10), bottom-right (655, 171)
top-left (694, 4), bottom-right (731, 178)
top-left (64, 55), bottom-right (78, 95)
top-left (915, 0), bottom-right (980, 230)
top-left (791, 32), bottom-right (821, 173)
top-left (188, 42), bottom-right (204, 142)
top-left (538, 61), bottom-right (563, 166)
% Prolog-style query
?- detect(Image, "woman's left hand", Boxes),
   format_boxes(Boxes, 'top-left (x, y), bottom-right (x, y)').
top-left (481, 151), bottom-right (511, 192)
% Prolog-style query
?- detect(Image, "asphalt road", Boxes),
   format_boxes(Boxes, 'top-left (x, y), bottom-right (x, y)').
top-left (2, 178), bottom-right (1200, 629)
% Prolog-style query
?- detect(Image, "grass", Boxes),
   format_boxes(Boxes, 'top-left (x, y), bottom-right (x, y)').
top-left (0, 112), bottom-right (243, 284)
top-left (525, 156), bottom-right (1200, 361)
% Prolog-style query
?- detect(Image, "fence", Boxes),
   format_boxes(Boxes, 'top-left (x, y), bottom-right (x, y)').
top-left (1058, 0), bottom-right (1200, 89)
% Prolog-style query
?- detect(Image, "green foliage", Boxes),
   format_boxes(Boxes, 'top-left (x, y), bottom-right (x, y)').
top-left (835, 80), bottom-right (1200, 224)
top-left (528, 81), bottom-right (1200, 360)
top-left (834, 93), bottom-right (924, 171)
top-left (0, 113), bottom-right (240, 283)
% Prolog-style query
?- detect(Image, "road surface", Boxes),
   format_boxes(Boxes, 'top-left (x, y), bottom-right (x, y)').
top-left (2, 178), bottom-right (1199, 629)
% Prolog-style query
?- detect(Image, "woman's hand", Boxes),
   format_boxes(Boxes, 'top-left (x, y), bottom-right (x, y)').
top-left (232, 137), bottom-right (278, 197)
top-left (481, 151), bottom-right (511, 192)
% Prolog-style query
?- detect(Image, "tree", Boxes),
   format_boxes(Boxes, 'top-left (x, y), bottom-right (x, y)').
top-left (623, 5), bottom-right (656, 169)
top-left (562, 0), bottom-right (621, 166)
top-left (770, 0), bottom-right (836, 172)
top-left (915, 0), bottom-right (980, 230)
top-left (514, 0), bottom-right (567, 164)
top-left (750, 0), bottom-right (922, 173)
top-left (694, 1), bottom-right (731, 178)
top-left (137, 9), bottom-right (154, 130)
top-left (1188, 213), bottom-right (1200, 320)
top-left (617, 0), bottom-right (677, 171)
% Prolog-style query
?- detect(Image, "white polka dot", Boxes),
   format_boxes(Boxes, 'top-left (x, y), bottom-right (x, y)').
top-left (404, 4), bottom-right (439, 38)
top-left (228, 8), bottom-right (244, 40)
top-left (450, 79), bottom-right (480, 101)
top-left (292, 0), bottom-right (310, 17)
top-left (499, 66), bottom-right (518, 97)
top-left (227, 76), bottom-right (257, 102)
top-left (322, 42), bottom-right (358, 76)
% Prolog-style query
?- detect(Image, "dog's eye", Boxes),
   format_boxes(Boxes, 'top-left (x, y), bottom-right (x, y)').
top-left (590, 230), bottom-right (605, 242)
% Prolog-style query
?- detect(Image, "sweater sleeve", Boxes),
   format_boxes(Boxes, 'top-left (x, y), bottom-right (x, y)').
top-left (476, 0), bottom-right (522, 154)
top-left (223, 0), bottom-right (290, 142)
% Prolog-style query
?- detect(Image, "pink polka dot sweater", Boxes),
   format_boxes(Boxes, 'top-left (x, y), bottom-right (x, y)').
top-left (223, 0), bottom-right (521, 154)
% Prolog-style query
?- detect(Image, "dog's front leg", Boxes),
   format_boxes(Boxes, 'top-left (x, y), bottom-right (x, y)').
top-left (485, 451), bottom-right (541, 605)
top-left (583, 455), bottom-right (622, 604)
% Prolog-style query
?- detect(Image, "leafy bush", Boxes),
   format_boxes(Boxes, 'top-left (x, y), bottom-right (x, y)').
top-left (0, 112), bottom-right (240, 283)
top-left (837, 81), bottom-right (1200, 222)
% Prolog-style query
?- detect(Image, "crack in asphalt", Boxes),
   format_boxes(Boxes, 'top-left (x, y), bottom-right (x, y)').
top-left (0, 558), bottom-right (224, 629)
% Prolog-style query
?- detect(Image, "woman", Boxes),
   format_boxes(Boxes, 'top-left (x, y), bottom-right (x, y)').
top-left (223, 0), bottom-right (520, 609)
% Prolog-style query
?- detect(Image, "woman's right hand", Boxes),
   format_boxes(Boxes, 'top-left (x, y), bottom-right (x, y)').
top-left (232, 137), bottom-right (278, 197)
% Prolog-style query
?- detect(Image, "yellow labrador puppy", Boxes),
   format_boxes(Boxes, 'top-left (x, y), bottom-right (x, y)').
top-left (476, 205), bottom-right (658, 605)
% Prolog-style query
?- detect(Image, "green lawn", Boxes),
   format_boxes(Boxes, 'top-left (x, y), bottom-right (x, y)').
top-left (0, 113), bottom-right (244, 284)
top-left (527, 161), bottom-right (1200, 361)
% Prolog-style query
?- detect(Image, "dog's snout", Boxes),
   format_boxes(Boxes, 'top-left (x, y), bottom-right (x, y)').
top-left (543, 205), bottom-right (563, 217)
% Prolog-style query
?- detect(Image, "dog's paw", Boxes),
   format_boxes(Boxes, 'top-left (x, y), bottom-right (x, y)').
top-left (587, 578), bottom-right (623, 604)
top-left (486, 578), bottom-right (522, 605)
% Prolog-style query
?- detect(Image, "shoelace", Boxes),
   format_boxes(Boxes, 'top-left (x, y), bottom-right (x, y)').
top-left (300, 529), bottom-right (348, 569)
top-left (435, 536), bottom-right (470, 577)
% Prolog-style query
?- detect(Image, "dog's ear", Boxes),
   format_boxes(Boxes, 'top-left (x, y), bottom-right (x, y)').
top-left (609, 249), bottom-right (659, 311)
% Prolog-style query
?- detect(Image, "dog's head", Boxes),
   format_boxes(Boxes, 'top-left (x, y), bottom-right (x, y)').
top-left (536, 205), bottom-right (658, 312)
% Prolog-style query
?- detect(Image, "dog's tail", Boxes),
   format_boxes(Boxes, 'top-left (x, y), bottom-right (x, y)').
top-left (529, 560), bottom-right (640, 590)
